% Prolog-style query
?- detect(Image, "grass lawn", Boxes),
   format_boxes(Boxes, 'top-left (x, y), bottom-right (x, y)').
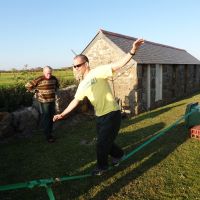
top-left (0, 69), bottom-right (74, 86)
top-left (0, 93), bottom-right (200, 200)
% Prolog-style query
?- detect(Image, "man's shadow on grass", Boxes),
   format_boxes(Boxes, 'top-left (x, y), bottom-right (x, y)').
top-left (121, 102), bottom-right (185, 127)
top-left (89, 122), bottom-right (189, 200)
top-left (61, 120), bottom-right (189, 200)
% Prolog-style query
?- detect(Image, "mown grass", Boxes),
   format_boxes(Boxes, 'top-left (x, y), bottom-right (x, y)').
top-left (0, 93), bottom-right (200, 200)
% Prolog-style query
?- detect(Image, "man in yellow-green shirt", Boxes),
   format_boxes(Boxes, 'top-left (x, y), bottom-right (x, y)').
top-left (75, 64), bottom-right (120, 116)
top-left (53, 38), bottom-right (144, 175)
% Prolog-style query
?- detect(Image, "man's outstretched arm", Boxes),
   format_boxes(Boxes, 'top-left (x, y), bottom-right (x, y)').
top-left (111, 38), bottom-right (144, 73)
top-left (53, 98), bottom-right (80, 121)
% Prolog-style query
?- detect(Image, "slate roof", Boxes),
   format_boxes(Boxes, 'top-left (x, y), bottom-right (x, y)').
top-left (100, 29), bottom-right (200, 65)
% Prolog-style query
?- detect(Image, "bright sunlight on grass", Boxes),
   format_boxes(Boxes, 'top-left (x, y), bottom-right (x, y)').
top-left (0, 92), bottom-right (200, 200)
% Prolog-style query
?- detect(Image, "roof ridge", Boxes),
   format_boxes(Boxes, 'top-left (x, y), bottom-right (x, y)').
top-left (99, 29), bottom-right (185, 52)
top-left (99, 29), bottom-right (137, 41)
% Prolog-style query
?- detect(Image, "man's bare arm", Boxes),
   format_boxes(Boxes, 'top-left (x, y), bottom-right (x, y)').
top-left (111, 38), bottom-right (144, 72)
top-left (53, 98), bottom-right (80, 121)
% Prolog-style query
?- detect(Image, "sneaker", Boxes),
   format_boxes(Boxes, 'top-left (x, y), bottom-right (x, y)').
top-left (91, 167), bottom-right (108, 176)
top-left (112, 155), bottom-right (125, 167)
top-left (47, 137), bottom-right (56, 143)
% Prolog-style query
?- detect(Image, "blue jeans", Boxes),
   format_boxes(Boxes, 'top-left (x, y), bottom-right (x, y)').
top-left (39, 102), bottom-right (55, 140)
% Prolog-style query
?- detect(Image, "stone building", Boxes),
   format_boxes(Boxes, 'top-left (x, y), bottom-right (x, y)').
top-left (81, 29), bottom-right (200, 115)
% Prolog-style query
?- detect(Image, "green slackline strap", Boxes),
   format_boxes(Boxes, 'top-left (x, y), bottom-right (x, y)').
top-left (0, 104), bottom-right (199, 200)
top-left (27, 179), bottom-right (55, 188)
top-left (0, 178), bottom-right (55, 191)
top-left (123, 113), bottom-right (187, 161)
top-left (56, 173), bottom-right (91, 182)
top-left (45, 185), bottom-right (56, 200)
top-left (0, 182), bottom-right (28, 191)
top-left (0, 180), bottom-right (56, 200)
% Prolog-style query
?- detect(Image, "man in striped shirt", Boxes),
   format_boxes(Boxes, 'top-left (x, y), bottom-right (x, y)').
top-left (25, 66), bottom-right (59, 143)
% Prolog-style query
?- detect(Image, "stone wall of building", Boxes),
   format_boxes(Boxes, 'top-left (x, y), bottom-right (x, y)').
top-left (162, 64), bottom-right (200, 104)
top-left (138, 64), bottom-right (200, 112)
top-left (137, 64), bottom-right (147, 112)
top-left (111, 65), bottom-right (138, 114)
top-left (85, 37), bottom-right (138, 114)
top-left (84, 36), bottom-right (200, 115)
top-left (86, 38), bottom-right (122, 68)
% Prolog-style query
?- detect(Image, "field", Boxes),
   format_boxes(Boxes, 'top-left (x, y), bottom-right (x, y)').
top-left (0, 69), bottom-right (74, 86)
top-left (0, 92), bottom-right (200, 199)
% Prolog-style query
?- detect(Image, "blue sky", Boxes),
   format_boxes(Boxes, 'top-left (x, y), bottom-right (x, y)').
top-left (0, 0), bottom-right (200, 70)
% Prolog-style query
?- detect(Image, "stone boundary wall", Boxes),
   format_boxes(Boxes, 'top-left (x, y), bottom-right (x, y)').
top-left (0, 85), bottom-right (92, 139)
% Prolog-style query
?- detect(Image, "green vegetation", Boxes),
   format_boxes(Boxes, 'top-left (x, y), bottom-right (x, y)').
top-left (0, 92), bottom-right (200, 199)
top-left (0, 69), bottom-right (76, 112)
top-left (0, 69), bottom-right (74, 87)
top-left (0, 84), bottom-right (33, 112)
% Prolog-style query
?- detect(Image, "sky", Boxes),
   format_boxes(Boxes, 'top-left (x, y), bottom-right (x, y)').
top-left (0, 0), bottom-right (200, 70)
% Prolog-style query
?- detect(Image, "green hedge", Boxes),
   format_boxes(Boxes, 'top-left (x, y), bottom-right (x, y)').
top-left (59, 78), bottom-right (77, 88)
top-left (0, 84), bottom-right (33, 112)
top-left (0, 79), bottom-right (77, 112)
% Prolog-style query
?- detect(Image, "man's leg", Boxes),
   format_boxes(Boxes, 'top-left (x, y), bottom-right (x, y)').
top-left (96, 110), bottom-right (123, 169)
top-left (48, 102), bottom-right (55, 136)
top-left (109, 110), bottom-right (124, 159)
top-left (41, 102), bottom-right (55, 141)
top-left (33, 99), bottom-right (43, 127)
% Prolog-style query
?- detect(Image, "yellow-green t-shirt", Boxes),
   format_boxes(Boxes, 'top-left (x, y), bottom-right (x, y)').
top-left (74, 65), bottom-right (120, 116)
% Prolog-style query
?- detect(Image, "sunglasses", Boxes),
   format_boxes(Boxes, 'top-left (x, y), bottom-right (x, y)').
top-left (73, 62), bottom-right (86, 69)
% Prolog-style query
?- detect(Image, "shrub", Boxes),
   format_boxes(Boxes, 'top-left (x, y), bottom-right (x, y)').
top-left (0, 83), bottom-right (33, 112)
top-left (59, 78), bottom-right (77, 88)
top-left (0, 69), bottom-right (76, 112)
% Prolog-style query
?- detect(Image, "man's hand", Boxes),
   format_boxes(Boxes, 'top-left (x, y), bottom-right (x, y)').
top-left (53, 98), bottom-right (80, 122)
top-left (53, 114), bottom-right (63, 122)
top-left (111, 38), bottom-right (144, 72)
top-left (130, 38), bottom-right (145, 54)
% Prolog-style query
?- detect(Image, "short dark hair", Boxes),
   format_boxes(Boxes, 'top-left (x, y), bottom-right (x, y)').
top-left (74, 54), bottom-right (89, 63)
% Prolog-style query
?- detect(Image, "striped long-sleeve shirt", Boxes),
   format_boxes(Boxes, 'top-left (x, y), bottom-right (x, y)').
top-left (25, 75), bottom-right (59, 103)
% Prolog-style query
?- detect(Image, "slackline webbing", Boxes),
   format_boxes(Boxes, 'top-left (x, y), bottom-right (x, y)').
top-left (0, 105), bottom-right (199, 200)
